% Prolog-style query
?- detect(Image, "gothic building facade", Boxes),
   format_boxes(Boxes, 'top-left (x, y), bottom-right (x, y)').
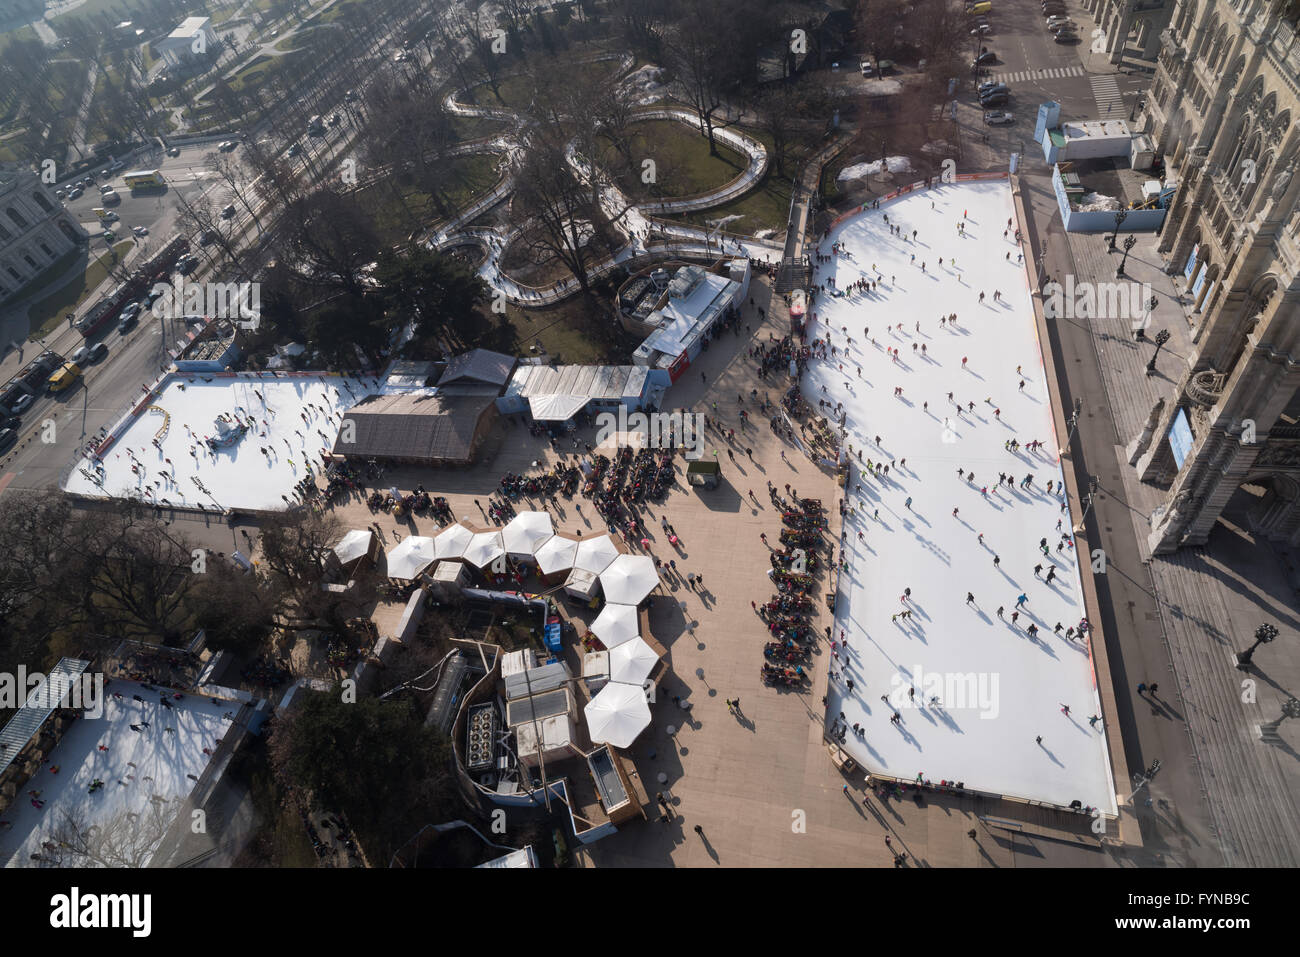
top-left (1134, 1), bottom-right (1300, 552)
top-left (1082, 0), bottom-right (1175, 64)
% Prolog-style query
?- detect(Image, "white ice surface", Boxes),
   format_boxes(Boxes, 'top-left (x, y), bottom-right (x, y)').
top-left (1, 681), bottom-right (234, 867)
top-left (62, 374), bottom-right (378, 511)
top-left (808, 180), bottom-right (1116, 813)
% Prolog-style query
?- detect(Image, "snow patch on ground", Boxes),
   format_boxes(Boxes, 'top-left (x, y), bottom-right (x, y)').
top-left (839, 156), bottom-right (913, 180)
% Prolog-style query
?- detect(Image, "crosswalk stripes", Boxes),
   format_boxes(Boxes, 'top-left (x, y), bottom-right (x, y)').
top-left (990, 65), bottom-right (1085, 83)
top-left (1090, 73), bottom-right (1125, 117)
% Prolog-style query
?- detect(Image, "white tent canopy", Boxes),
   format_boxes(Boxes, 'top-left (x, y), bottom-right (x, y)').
top-left (433, 523), bottom-right (474, 560)
top-left (589, 602), bottom-right (639, 649)
top-left (535, 534), bottom-right (579, 576)
top-left (386, 536), bottom-right (436, 580)
top-left (333, 529), bottom-right (373, 566)
top-left (608, 636), bottom-right (659, 685)
top-left (502, 510), bottom-right (554, 557)
top-left (599, 554), bottom-right (660, 605)
top-left (584, 682), bottom-right (652, 748)
top-left (463, 530), bottom-right (506, 569)
top-left (573, 534), bottom-right (620, 575)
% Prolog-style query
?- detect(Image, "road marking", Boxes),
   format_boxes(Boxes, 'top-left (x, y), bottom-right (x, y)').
top-left (0, 471), bottom-right (16, 495)
top-left (1089, 74), bottom-right (1124, 117)
top-left (991, 66), bottom-right (1085, 83)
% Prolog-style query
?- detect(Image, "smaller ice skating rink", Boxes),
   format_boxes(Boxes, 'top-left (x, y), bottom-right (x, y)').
top-left (807, 178), bottom-right (1116, 813)
top-left (62, 372), bottom-right (377, 512)
top-left (1, 682), bottom-right (233, 867)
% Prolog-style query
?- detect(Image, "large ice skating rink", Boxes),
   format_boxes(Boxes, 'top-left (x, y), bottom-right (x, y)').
top-left (809, 180), bottom-right (1117, 813)
top-left (63, 374), bottom-right (376, 511)
top-left (1, 682), bottom-right (232, 867)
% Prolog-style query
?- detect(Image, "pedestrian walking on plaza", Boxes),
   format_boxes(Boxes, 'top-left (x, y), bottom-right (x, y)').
top-left (905, 496), bottom-right (912, 509)
top-left (1046, 567), bottom-right (1057, 584)
top-left (694, 824), bottom-right (704, 836)
top-left (1149, 683), bottom-right (1159, 696)
top-left (1088, 715), bottom-right (1102, 728)
top-left (1010, 611), bottom-right (1019, 625)
top-left (1016, 593), bottom-right (1028, 606)
top-left (993, 554), bottom-right (1000, 567)
top-left (966, 592), bottom-right (976, 605)
top-left (1036, 736), bottom-right (1043, 745)
top-left (1034, 564), bottom-right (1043, 577)
top-left (1137, 682), bottom-right (1148, 695)
top-left (996, 606), bottom-right (1004, 618)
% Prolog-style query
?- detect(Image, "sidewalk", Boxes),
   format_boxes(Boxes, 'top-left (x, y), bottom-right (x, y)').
top-left (1047, 208), bottom-right (1300, 866)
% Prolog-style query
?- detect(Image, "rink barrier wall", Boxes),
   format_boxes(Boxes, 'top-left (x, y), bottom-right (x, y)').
top-left (865, 771), bottom-right (1115, 830)
top-left (815, 179), bottom-right (1124, 836)
top-left (1011, 174), bottom-right (1138, 847)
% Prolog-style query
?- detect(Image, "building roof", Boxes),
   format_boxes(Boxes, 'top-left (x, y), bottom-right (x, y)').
top-left (437, 348), bottom-right (516, 389)
top-left (168, 16), bottom-right (212, 38)
top-left (505, 365), bottom-right (651, 421)
top-left (333, 391), bottom-right (495, 462)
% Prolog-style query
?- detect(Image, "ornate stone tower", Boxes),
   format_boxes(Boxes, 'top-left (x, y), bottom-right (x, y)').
top-left (1135, 0), bottom-right (1300, 552)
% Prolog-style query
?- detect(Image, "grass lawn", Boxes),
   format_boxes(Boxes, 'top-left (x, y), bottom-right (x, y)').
top-left (25, 240), bottom-right (134, 339)
top-left (495, 295), bottom-right (637, 365)
top-left (669, 128), bottom-right (812, 238)
top-left (366, 152), bottom-right (505, 244)
top-left (451, 115), bottom-right (509, 143)
top-left (465, 57), bottom-right (620, 111)
top-left (601, 118), bottom-right (746, 203)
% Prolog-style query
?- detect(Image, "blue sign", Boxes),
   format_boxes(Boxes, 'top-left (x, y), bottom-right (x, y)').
top-left (1169, 408), bottom-right (1193, 468)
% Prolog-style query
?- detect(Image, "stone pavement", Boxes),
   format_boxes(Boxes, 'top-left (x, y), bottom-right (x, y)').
top-left (1030, 184), bottom-right (1300, 867)
top-left (313, 275), bottom-right (1113, 866)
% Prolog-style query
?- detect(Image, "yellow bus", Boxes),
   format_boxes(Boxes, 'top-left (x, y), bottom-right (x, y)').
top-left (123, 169), bottom-right (166, 189)
top-left (47, 362), bottom-right (83, 393)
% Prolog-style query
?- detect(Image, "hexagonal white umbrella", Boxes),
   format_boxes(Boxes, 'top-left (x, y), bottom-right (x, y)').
top-left (463, 529), bottom-right (506, 569)
top-left (589, 602), bottom-right (639, 649)
top-left (608, 636), bottom-right (659, 685)
top-left (502, 510), bottom-right (554, 558)
top-left (385, 536), bottom-right (436, 580)
top-left (572, 534), bottom-right (620, 575)
top-left (599, 554), bottom-right (660, 605)
top-left (584, 682), bottom-right (652, 748)
top-left (433, 523), bottom-right (474, 560)
top-left (534, 534), bottom-right (579, 576)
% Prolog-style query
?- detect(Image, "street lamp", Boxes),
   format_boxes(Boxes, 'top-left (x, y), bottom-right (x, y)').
top-left (1107, 209), bottom-right (1129, 251)
top-left (1236, 622), bottom-right (1279, 670)
top-left (1145, 329), bottom-right (1171, 374)
top-left (1062, 396), bottom-right (1083, 454)
top-left (1260, 696), bottom-right (1300, 739)
top-left (1116, 234), bottom-right (1137, 277)
top-left (1074, 476), bottom-right (1099, 534)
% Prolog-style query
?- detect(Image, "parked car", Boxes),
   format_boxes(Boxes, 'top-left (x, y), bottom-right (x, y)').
top-left (119, 302), bottom-right (141, 322)
top-left (860, 59), bottom-right (874, 76)
top-left (220, 203), bottom-right (236, 219)
top-left (70, 345), bottom-right (90, 365)
top-left (978, 81), bottom-right (1009, 96)
top-left (9, 394), bottom-right (33, 415)
top-left (970, 23), bottom-right (992, 34)
top-left (101, 189), bottom-right (119, 204)
top-left (144, 287), bottom-right (166, 307)
top-left (329, 112), bottom-right (341, 126)
top-left (117, 313), bottom-right (139, 335)
top-left (107, 160), bottom-right (125, 172)
top-left (55, 188), bottom-right (66, 199)
top-left (218, 140), bottom-right (237, 152)
top-left (979, 91), bottom-right (1010, 107)
top-left (286, 143), bottom-right (301, 157)
top-left (1054, 29), bottom-right (1081, 42)
top-left (0, 429), bottom-right (17, 454)
top-left (132, 225), bottom-right (148, 237)
top-left (88, 342), bottom-right (109, 363)
top-left (199, 230), bottom-right (218, 246)
top-left (973, 50), bottom-right (997, 66)
top-left (166, 146), bottom-right (181, 157)
top-left (984, 110), bottom-right (1015, 125)
top-left (68, 186), bottom-right (83, 199)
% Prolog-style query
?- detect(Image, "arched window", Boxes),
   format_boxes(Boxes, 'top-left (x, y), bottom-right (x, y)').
top-left (0, 220), bottom-right (11, 242)
top-left (23, 254), bottom-right (38, 270)
top-left (7, 207), bottom-right (29, 231)
top-left (31, 191), bottom-right (54, 214)
top-left (6, 266), bottom-right (22, 282)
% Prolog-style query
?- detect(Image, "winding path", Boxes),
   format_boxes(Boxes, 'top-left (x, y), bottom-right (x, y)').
top-left (426, 59), bottom-right (784, 308)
